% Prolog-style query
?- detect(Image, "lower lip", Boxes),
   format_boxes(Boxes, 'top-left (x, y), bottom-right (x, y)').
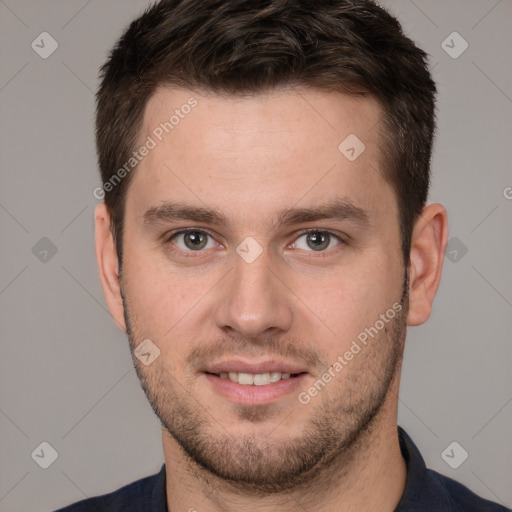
top-left (203, 373), bottom-right (309, 405)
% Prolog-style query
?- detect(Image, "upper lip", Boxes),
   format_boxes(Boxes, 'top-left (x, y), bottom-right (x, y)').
top-left (203, 359), bottom-right (308, 375)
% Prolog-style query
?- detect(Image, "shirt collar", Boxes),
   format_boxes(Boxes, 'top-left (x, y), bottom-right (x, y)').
top-left (152, 462), bottom-right (168, 512)
top-left (395, 426), bottom-right (455, 511)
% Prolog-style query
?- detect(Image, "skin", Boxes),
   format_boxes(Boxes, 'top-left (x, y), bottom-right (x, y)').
top-left (95, 86), bottom-right (448, 512)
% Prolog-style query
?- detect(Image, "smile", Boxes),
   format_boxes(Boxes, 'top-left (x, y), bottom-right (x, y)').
top-left (210, 371), bottom-right (303, 386)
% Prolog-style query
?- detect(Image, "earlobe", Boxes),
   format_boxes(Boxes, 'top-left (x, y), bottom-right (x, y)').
top-left (94, 204), bottom-right (127, 332)
top-left (406, 203), bottom-right (448, 327)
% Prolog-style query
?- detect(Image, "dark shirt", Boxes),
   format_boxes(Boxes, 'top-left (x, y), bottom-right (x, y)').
top-left (54, 427), bottom-right (510, 511)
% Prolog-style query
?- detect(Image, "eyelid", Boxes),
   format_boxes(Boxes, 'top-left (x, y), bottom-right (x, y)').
top-left (164, 227), bottom-right (215, 242)
top-left (292, 228), bottom-right (347, 243)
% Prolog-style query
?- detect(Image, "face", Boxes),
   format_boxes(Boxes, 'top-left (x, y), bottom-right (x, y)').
top-left (117, 87), bottom-right (408, 491)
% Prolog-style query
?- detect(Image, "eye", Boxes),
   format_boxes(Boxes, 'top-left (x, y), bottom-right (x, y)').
top-left (291, 230), bottom-right (342, 252)
top-left (165, 228), bottom-right (344, 255)
top-left (167, 229), bottom-right (217, 251)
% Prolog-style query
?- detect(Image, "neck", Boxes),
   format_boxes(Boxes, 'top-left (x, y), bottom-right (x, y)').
top-left (163, 382), bottom-right (406, 512)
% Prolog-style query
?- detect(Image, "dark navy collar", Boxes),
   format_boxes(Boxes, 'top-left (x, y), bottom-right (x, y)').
top-left (95, 426), bottom-right (509, 512)
top-left (395, 426), bottom-right (509, 511)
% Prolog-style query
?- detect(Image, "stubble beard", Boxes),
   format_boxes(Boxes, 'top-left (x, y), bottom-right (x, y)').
top-left (121, 276), bottom-right (408, 495)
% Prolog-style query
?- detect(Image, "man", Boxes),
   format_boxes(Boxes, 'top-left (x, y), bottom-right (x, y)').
top-left (56, 0), bottom-right (509, 510)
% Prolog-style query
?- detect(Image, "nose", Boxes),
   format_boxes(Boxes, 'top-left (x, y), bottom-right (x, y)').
top-left (213, 248), bottom-right (294, 340)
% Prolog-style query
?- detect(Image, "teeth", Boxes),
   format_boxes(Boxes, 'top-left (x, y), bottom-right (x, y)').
top-left (217, 371), bottom-right (295, 385)
top-left (270, 371), bottom-right (281, 382)
top-left (238, 372), bottom-right (254, 385)
top-left (253, 373), bottom-right (271, 385)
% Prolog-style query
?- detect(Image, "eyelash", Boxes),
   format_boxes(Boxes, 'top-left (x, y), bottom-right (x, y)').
top-left (164, 228), bottom-right (346, 256)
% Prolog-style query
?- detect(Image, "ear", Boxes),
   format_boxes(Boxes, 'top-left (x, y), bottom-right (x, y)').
top-left (406, 203), bottom-right (448, 326)
top-left (94, 204), bottom-right (127, 332)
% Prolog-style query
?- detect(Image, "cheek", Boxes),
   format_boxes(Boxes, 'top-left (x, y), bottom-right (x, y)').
top-left (122, 244), bottom-right (224, 345)
top-left (292, 258), bottom-right (400, 352)
top-left (122, 247), bottom-right (183, 327)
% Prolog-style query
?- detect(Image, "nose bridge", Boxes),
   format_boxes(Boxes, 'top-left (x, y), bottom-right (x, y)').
top-left (213, 246), bottom-right (293, 337)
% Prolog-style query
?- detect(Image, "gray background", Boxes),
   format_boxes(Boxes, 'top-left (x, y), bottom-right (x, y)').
top-left (0, 1), bottom-right (511, 510)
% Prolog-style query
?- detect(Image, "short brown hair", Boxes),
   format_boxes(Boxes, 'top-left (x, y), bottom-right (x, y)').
top-left (96, 0), bottom-right (437, 266)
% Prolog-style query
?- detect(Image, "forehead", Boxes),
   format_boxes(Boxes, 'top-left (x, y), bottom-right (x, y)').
top-left (127, 86), bottom-right (395, 229)
top-left (142, 86), bottom-right (381, 158)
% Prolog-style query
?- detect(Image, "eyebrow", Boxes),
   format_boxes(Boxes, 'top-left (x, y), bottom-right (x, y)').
top-left (142, 198), bottom-right (370, 230)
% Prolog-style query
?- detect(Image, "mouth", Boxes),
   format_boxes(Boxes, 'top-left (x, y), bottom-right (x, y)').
top-left (204, 371), bottom-right (306, 386)
top-left (200, 360), bottom-right (311, 405)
